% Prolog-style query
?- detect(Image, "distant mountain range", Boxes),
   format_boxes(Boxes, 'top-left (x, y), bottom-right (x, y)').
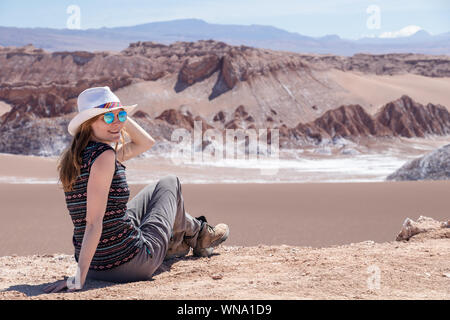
top-left (0, 18), bottom-right (449, 55)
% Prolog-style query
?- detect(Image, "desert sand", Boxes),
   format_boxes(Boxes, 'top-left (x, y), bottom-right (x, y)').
top-left (326, 70), bottom-right (450, 116)
top-left (0, 217), bottom-right (448, 300)
top-left (0, 152), bottom-right (449, 299)
top-left (0, 179), bottom-right (449, 256)
top-left (0, 101), bottom-right (11, 117)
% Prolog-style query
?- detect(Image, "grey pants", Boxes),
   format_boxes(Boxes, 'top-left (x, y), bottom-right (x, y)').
top-left (86, 174), bottom-right (202, 283)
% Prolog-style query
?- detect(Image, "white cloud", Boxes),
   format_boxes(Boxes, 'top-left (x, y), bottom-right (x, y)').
top-left (378, 25), bottom-right (423, 38)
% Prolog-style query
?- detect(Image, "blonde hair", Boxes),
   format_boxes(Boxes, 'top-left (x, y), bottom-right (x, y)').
top-left (57, 113), bottom-right (128, 192)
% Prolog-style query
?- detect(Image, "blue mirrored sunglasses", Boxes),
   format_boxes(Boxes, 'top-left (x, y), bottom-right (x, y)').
top-left (103, 110), bottom-right (127, 124)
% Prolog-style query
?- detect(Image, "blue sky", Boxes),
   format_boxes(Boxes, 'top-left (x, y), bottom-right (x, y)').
top-left (0, 0), bottom-right (449, 39)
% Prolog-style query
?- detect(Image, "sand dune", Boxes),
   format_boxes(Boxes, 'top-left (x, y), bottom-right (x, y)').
top-left (0, 100), bottom-right (11, 117)
top-left (327, 70), bottom-right (450, 116)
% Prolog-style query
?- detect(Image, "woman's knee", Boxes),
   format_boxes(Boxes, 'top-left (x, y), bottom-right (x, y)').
top-left (159, 175), bottom-right (179, 191)
top-left (162, 174), bottom-right (178, 184)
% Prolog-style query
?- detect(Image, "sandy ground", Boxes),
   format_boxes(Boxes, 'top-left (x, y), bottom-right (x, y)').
top-left (0, 217), bottom-right (448, 300)
top-left (0, 146), bottom-right (448, 299)
top-left (0, 180), bottom-right (449, 256)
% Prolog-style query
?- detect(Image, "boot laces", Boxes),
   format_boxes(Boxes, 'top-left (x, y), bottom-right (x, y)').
top-left (206, 224), bottom-right (215, 233)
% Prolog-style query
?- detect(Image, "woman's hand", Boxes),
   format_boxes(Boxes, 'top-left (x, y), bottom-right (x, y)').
top-left (43, 278), bottom-right (81, 294)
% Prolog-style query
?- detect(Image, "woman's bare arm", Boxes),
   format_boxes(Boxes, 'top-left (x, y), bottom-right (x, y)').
top-left (77, 149), bottom-right (116, 287)
top-left (117, 117), bottom-right (155, 162)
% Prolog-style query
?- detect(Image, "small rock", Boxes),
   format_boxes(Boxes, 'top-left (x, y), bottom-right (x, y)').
top-left (396, 218), bottom-right (423, 241)
top-left (211, 274), bottom-right (223, 280)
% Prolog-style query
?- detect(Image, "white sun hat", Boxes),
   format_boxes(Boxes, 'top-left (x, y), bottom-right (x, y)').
top-left (67, 86), bottom-right (138, 136)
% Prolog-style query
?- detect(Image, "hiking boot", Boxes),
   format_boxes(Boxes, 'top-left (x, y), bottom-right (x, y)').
top-left (165, 240), bottom-right (190, 260)
top-left (193, 216), bottom-right (229, 257)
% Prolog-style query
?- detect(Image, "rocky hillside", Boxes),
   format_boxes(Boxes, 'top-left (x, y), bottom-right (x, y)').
top-left (386, 143), bottom-right (450, 181)
top-left (284, 95), bottom-right (450, 146)
top-left (1, 92), bottom-right (449, 157)
top-left (0, 41), bottom-right (449, 156)
top-left (297, 53), bottom-right (450, 77)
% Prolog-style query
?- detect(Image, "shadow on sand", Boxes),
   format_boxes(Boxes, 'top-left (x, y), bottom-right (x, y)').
top-left (2, 252), bottom-right (219, 298)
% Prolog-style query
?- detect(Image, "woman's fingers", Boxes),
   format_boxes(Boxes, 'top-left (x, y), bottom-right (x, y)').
top-left (43, 280), bottom-right (67, 293)
top-left (56, 280), bottom-right (68, 292)
top-left (43, 282), bottom-right (57, 293)
top-left (54, 280), bottom-right (67, 293)
top-left (44, 282), bottom-right (59, 293)
top-left (43, 279), bottom-right (82, 293)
